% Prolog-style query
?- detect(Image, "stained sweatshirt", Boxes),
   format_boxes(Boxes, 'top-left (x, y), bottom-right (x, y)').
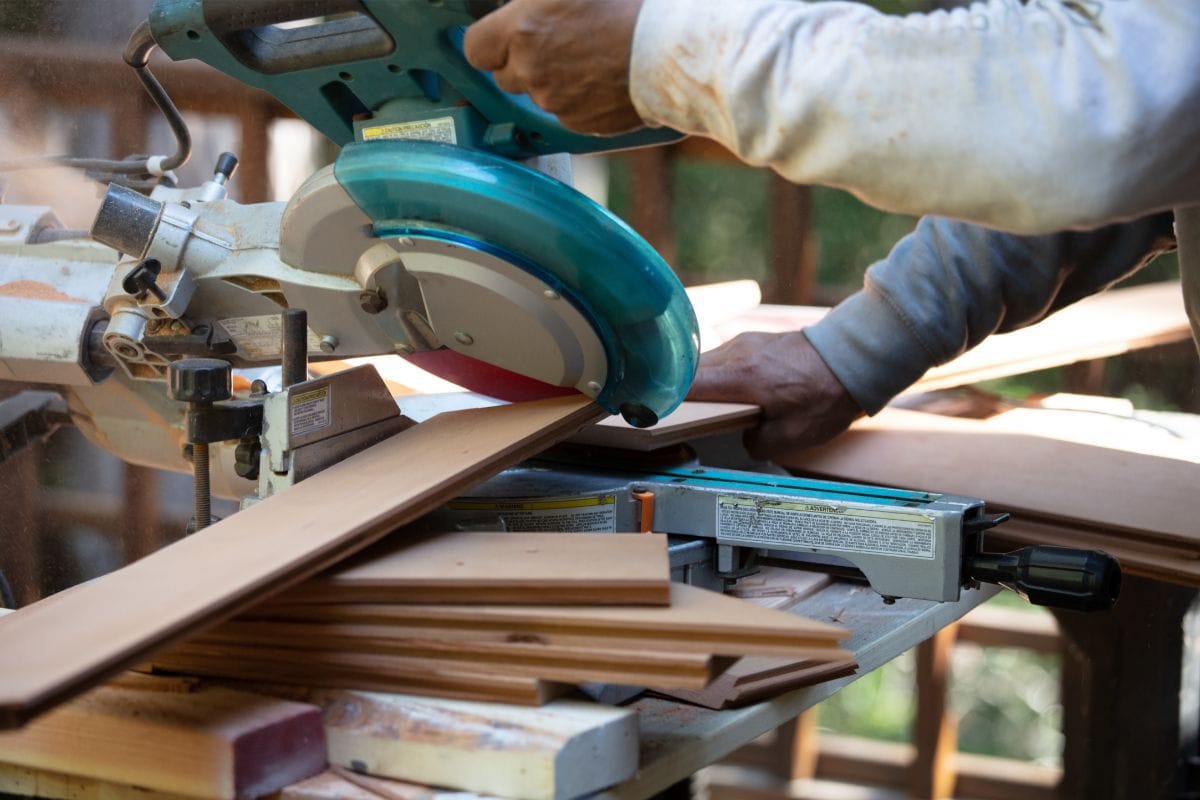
top-left (628, 0), bottom-right (1200, 413)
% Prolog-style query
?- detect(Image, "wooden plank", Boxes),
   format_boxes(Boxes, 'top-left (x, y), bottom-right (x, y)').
top-left (149, 650), bottom-right (567, 707)
top-left (0, 396), bottom-right (605, 728)
top-left (0, 680), bottom-right (325, 799)
top-left (570, 401), bottom-right (761, 451)
top-left (913, 281), bottom-right (1189, 392)
top-left (778, 406), bottom-right (1200, 547)
top-left (654, 656), bottom-right (857, 710)
top-left (250, 582), bottom-right (850, 659)
top-left (287, 532), bottom-right (671, 606)
top-left (156, 638), bottom-right (728, 691)
top-left (700, 282), bottom-right (1188, 394)
top-left (193, 622), bottom-right (733, 685)
top-left (253, 689), bottom-right (637, 800)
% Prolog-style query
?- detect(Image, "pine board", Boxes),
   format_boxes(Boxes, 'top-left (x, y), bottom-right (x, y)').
top-left (288, 531), bottom-right (670, 605)
top-left (264, 690), bottom-right (638, 800)
top-left (0, 396), bottom-right (605, 728)
top-left (250, 582), bottom-right (849, 658)
top-left (0, 681), bottom-right (325, 799)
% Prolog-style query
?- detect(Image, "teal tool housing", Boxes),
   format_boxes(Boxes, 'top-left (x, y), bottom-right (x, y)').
top-left (147, 0), bottom-right (699, 423)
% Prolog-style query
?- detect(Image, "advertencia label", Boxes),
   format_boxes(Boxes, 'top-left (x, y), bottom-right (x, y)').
top-left (717, 495), bottom-right (936, 560)
top-left (290, 386), bottom-right (331, 437)
top-left (446, 495), bottom-right (618, 533)
top-left (361, 117), bottom-right (458, 145)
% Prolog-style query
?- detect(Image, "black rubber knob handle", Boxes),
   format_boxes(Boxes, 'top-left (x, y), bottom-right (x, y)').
top-left (969, 546), bottom-right (1121, 612)
top-left (168, 358), bottom-right (233, 405)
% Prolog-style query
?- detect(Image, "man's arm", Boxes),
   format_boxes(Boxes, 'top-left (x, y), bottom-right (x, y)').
top-left (466, 0), bottom-right (1200, 234)
top-left (689, 213), bottom-right (1177, 460)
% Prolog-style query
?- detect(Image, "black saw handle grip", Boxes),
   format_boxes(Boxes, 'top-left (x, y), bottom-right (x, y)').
top-left (969, 546), bottom-right (1121, 612)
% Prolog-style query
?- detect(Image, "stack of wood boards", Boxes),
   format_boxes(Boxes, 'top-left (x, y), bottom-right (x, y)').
top-left (779, 404), bottom-right (1200, 586)
top-left (148, 531), bottom-right (854, 706)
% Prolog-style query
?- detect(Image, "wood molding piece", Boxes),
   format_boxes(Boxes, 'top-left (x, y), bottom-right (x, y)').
top-left (0, 681), bottom-right (325, 799)
top-left (289, 532), bottom-right (671, 606)
top-left (251, 582), bottom-right (850, 659)
top-left (0, 396), bottom-right (605, 728)
top-left (256, 689), bottom-right (636, 800)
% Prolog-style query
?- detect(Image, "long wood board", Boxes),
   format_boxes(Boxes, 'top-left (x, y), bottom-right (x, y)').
top-left (157, 638), bottom-right (728, 690)
top-left (778, 406), bottom-right (1200, 546)
top-left (250, 582), bottom-right (850, 658)
top-left (288, 532), bottom-right (671, 605)
top-left (0, 396), bottom-right (605, 728)
top-left (193, 621), bottom-right (739, 677)
top-left (148, 651), bottom-right (568, 707)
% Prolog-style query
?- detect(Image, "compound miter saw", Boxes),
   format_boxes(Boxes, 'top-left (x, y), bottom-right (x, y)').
top-left (0, 0), bottom-right (1119, 611)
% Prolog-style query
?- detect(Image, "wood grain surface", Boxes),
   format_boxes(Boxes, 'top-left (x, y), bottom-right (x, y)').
top-left (251, 582), bottom-right (850, 658)
top-left (288, 532), bottom-right (671, 605)
top-left (0, 680), bottom-right (325, 799)
top-left (0, 396), bottom-right (605, 728)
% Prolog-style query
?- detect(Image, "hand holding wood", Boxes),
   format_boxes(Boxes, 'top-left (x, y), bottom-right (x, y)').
top-left (688, 330), bottom-right (865, 461)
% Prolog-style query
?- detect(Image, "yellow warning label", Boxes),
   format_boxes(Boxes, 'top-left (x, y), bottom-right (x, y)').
top-left (290, 386), bottom-right (331, 437)
top-left (361, 116), bottom-right (458, 145)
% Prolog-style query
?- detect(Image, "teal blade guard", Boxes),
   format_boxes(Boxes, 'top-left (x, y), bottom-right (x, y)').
top-left (334, 140), bottom-right (699, 425)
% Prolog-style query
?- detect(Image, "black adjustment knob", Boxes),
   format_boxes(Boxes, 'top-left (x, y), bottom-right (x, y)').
top-left (969, 546), bottom-right (1121, 612)
top-left (214, 152), bottom-right (239, 182)
top-left (168, 358), bottom-right (232, 405)
top-left (122, 258), bottom-right (167, 302)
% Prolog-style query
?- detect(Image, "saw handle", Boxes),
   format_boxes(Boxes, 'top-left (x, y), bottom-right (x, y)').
top-left (194, 0), bottom-right (393, 75)
top-left (969, 546), bottom-right (1121, 612)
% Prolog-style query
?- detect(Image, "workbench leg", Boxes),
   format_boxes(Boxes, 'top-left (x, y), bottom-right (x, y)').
top-left (1054, 575), bottom-right (1200, 799)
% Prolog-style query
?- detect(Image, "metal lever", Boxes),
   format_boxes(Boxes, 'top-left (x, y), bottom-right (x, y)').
top-left (969, 546), bottom-right (1121, 612)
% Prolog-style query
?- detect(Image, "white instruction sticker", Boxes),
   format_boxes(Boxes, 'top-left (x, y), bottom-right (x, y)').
top-left (220, 315), bottom-right (323, 360)
top-left (717, 495), bottom-right (936, 560)
top-left (291, 386), bottom-right (331, 437)
top-left (361, 116), bottom-right (458, 145)
top-left (446, 495), bottom-right (618, 533)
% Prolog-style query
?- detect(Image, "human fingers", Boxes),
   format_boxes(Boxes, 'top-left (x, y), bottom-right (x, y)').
top-left (463, 0), bottom-right (523, 71)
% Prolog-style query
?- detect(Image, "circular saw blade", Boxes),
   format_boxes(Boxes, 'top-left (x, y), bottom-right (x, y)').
top-left (334, 140), bottom-right (698, 426)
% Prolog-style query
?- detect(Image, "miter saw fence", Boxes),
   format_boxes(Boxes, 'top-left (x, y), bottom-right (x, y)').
top-left (420, 450), bottom-right (1122, 612)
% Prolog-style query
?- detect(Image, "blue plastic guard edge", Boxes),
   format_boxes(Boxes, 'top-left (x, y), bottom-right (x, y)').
top-left (333, 140), bottom-right (699, 424)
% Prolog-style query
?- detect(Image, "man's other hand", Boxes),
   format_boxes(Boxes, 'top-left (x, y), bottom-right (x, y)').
top-left (464, 0), bottom-right (646, 134)
top-left (688, 331), bottom-right (865, 461)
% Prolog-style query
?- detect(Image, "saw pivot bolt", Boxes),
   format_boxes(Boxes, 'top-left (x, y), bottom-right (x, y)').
top-left (168, 358), bottom-right (232, 533)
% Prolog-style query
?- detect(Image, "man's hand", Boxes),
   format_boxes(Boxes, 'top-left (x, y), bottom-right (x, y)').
top-left (463, 0), bottom-right (646, 134)
top-left (688, 331), bottom-right (865, 461)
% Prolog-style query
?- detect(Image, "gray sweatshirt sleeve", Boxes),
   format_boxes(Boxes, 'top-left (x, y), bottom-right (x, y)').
top-left (802, 214), bottom-right (1178, 414)
top-left (631, 0), bottom-right (1200, 234)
